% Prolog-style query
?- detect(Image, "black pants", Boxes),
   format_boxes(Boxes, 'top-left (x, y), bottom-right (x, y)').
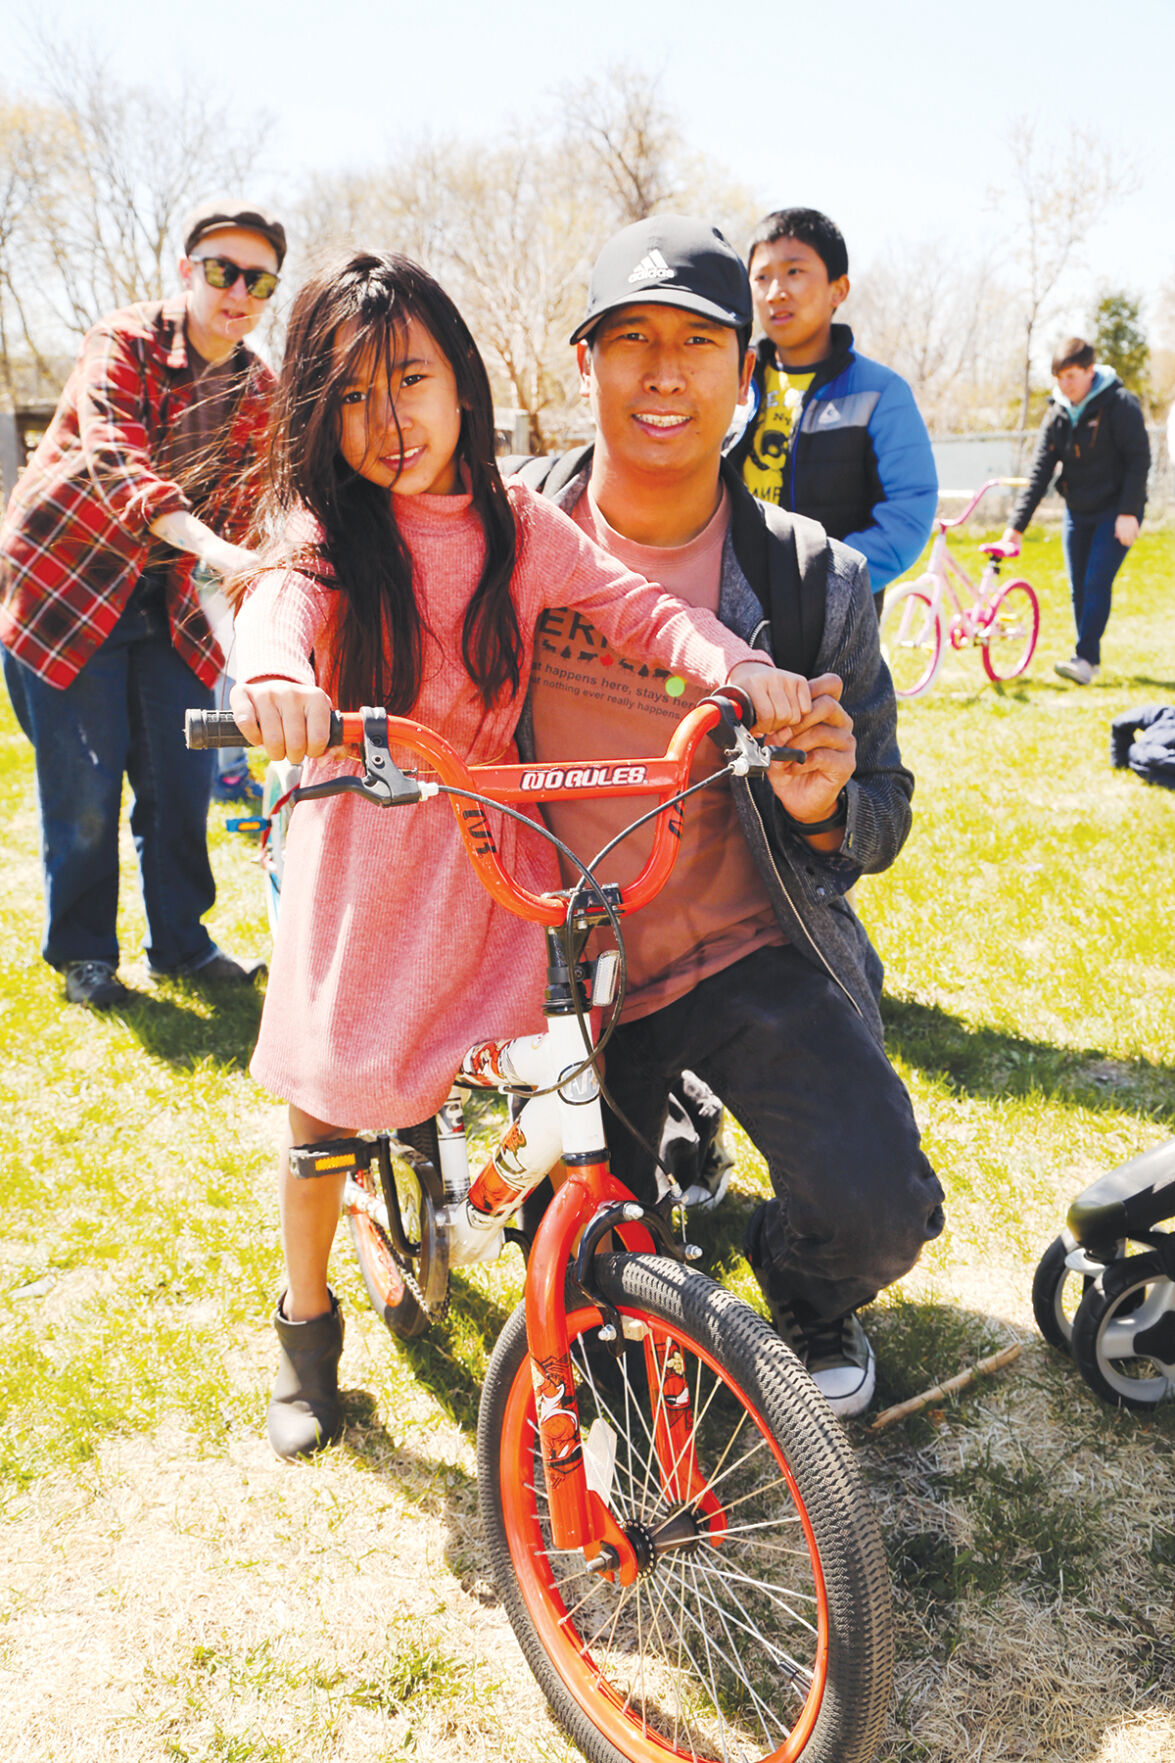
top-left (604, 944), bottom-right (944, 1321)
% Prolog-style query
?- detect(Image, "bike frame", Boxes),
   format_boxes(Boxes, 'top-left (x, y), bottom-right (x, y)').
top-left (918, 479), bottom-right (1021, 640)
top-left (920, 528), bottom-right (1001, 639)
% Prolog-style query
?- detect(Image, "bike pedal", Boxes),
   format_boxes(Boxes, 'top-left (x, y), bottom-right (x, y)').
top-left (289, 1137), bottom-right (374, 1180)
top-left (226, 816), bottom-right (265, 834)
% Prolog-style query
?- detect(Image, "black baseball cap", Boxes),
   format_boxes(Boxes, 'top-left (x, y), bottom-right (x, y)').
top-left (571, 215), bottom-right (752, 346)
top-left (182, 197), bottom-right (287, 269)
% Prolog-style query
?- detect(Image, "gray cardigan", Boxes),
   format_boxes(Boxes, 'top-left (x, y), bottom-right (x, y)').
top-left (516, 454), bottom-right (914, 1046)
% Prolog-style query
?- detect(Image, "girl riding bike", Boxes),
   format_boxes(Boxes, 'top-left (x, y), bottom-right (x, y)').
top-left (230, 252), bottom-right (812, 1460)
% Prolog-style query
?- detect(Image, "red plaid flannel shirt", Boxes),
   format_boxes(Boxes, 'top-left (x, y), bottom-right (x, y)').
top-left (0, 298), bottom-right (274, 689)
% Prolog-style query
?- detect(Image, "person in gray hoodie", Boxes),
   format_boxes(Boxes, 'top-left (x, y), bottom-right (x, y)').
top-left (510, 216), bottom-right (945, 1417)
top-left (1002, 336), bottom-right (1150, 685)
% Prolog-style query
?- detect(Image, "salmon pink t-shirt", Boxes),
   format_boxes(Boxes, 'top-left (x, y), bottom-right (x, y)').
top-left (529, 488), bottom-right (784, 1022)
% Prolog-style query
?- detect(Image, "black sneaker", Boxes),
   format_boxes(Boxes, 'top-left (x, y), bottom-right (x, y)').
top-left (744, 1201), bottom-right (876, 1417)
top-left (64, 959), bottom-right (130, 1009)
top-left (771, 1300), bottom-right (877, 1418)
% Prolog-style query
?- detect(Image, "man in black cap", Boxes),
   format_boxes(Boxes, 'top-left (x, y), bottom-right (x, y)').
top-left (0, 197), bottom-right (284, 1007)
top-left (514, 215), bottom-right (944, 1416)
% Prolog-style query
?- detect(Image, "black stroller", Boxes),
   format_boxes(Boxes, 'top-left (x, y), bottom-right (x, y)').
top-left (1033, 1139), bottom-right (1175, 1409)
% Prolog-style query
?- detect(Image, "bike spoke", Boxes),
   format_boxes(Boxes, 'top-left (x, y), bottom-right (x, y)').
top-left (687, 1562), bottom-right (815, 1699)
top-left (693, 1551), bottom-right (821, 1637)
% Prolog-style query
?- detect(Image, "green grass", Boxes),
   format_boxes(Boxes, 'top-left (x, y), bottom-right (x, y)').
top-left (0, 529), bottom-right (1173, 1759)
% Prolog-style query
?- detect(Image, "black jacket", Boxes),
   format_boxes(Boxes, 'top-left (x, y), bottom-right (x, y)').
top-left (1012, 374), bottom-right (1151, 530)
top-left (506, 447), bottom-right (914, 1043)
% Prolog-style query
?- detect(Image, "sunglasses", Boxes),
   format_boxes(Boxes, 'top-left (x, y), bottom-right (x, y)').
top-left (192, 255), bottom-right (280, 300)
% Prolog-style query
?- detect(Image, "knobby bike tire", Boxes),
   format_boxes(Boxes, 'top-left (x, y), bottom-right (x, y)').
top-left (981, 580), bottom-right (1039, 683)
top-left (879, 583), bottom-right (943, 699)
top-left (478, 1254), bottom-right (893, 1763)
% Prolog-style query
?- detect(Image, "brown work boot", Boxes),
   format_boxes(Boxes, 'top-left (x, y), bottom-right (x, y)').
top-left (267, 1291), bottom-right (345, 1460)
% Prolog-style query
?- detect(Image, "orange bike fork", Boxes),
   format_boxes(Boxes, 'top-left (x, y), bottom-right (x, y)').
top-left (524, 1167), bottom-right (726, 1574)
top-left (525, 1166), bottom-right (648, 1574)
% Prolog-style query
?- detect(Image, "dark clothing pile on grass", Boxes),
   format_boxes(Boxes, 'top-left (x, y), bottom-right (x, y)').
top-left (1111, 705), bottom-right (1175, 788)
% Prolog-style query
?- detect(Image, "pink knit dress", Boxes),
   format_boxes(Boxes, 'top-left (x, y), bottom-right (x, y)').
top-left (234, 481), bottom-right (765, 1127)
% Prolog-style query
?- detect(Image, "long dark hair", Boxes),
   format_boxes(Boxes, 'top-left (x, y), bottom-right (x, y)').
top-left (262, 251), bottom-right (520, 712)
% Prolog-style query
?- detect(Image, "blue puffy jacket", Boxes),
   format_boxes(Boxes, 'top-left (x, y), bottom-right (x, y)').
top-left (727, 324), bottom-right (938, 596)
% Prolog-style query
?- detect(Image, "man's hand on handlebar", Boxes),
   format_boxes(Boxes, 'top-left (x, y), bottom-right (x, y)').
top-left (766, 674), bottom-right (856, 839)
top-left (229, 679), bottom-right (336, 765)
top-left (727, 661), bottom-right (812, 738)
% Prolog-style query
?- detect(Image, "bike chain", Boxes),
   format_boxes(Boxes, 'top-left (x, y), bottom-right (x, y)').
top-left (398, 1253), bottom-right (450, 1325)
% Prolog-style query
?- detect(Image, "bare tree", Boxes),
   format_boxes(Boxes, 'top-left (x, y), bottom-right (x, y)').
top-left (558, 65), bottom-right (759, 246)
top-left (0, 96), bottom-right (63, 403)
top-left (850, 242), bottom-right (1020, 430)
top-left (992, 119), bottom-right (1138, 432)
top-left (440, 137), bottom-right (592, 450)
top-left (559, 66), bottom-right (683, 224)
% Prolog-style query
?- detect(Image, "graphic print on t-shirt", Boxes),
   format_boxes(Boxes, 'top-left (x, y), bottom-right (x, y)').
top-left (528, 490), bottom-right (784, 1020)
top-left (740, 362), bottom-right (816, 506)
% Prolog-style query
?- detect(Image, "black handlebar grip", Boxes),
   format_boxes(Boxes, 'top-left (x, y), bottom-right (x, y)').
top-left (185, 708), bottom-right (348, 750)
top-left (186, 709), bottom-right (249, 749)
top-left (714, 684), bottom-right (754, 723)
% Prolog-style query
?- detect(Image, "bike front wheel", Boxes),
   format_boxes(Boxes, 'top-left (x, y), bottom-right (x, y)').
top-left (879, 582), bottom-right (943, 698)
top-left (479, 1254), bottom-right (893, 1763)
top-left (980, 579), bottom-right (1039, 682)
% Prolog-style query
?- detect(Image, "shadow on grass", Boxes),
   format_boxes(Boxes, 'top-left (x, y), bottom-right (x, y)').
top-left (1118, 673), bottom-right (1175, 694)
top-left (347, 1271), bottom-right (519, 1444)
top-left (117, 983), bottom-right (263, 1072)
top-left (882, 994), bottom-right (1175, 1121)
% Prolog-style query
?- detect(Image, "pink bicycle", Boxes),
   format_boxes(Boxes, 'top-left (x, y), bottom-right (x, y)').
top-left (879, 480), bottom-right (1040, 698)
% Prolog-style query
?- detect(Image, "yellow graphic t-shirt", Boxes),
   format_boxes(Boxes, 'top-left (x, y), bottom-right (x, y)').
top-left (740, 362), bottom-right (816, 505)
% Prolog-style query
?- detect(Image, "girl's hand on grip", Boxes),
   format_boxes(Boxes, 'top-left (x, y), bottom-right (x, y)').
top-left (727, 661), bottom-right (812, 738)
top-left (229, 679), bottom-right (335, 763)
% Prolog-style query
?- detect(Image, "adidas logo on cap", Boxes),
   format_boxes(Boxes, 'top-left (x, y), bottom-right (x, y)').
top-left (627, 249), bottom-right (673, 285)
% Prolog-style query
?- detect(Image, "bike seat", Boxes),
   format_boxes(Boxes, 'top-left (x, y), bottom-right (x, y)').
top-left (1066, 1138), bottom-right (1175, 1246)
top-left (979, 542), bottom-right (1019, 560)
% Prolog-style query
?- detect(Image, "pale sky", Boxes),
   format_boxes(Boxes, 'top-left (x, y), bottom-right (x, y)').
top-left (5, 0), bottom-right (1173, 330)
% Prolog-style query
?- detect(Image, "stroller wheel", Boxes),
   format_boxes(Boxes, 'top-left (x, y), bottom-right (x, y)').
top-left (1070, 1254), bottom-right (1175, 1410)
top-left (1032, 1234), bottom-right (1112, 1355)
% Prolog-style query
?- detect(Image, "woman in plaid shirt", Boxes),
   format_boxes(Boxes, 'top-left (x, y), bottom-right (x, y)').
top-left (0, 199), bottom-right (284, 1008)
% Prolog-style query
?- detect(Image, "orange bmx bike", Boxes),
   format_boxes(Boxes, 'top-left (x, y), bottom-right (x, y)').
top-left (188, 693), bottom-right (893, 1763)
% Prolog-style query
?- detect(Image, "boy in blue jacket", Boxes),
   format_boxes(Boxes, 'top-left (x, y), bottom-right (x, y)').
top-left (727, 207), bottom-right (937, 613)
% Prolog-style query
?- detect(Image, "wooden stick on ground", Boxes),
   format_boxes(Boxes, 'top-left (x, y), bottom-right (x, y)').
top-left (868, 1342), bottom-right (1023, 1434)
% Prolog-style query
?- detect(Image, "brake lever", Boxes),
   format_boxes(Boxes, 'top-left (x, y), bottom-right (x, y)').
top-left (724, 723), bottom-right (808, 777)
top-left (295, 708), bottom-right (439, 807)
top-left (703, 690), bottom-right (807, 775)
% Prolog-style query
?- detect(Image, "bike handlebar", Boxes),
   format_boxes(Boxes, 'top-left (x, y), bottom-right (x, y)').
top-left (937, 478), bottom-right (1030, 532)
top-left (186, 694), bottom-right (804, 928)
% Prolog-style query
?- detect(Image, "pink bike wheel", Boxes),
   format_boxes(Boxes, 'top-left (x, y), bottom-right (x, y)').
top-left (879, 585), bottom-right (943, 698)
top-left (981, 580), bottom-right (1040, 682)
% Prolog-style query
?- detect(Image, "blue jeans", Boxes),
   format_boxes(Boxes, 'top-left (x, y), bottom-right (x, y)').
top-left (602, 944), bottom-right (945, 1321)
top-left (2, 576), bottom-right (216, 973)
top-left (1062, 511), bottom-right (1128, 667)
